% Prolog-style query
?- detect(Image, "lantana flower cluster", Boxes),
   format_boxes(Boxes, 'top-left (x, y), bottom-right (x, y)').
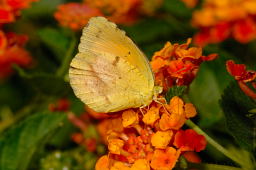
top-left (150, 38), bottom-right (217, 91)
top-left (0, 0), bottom-right (37, 78)
top-left (95, 97), bottom-right (206, 170)
top-left (54, 0), bottom-right (163, 31)
top-left (226, 60), bottom-right (256, 99)
top-left (192, 0), bottom-right (256, 46)
top-left (65, 40), bottom-right (217, 169)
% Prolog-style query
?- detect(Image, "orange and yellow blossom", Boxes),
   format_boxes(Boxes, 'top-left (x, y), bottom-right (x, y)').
top-left (150, 39), bottom-right (217, 90)
top-left (192, 0), bottom-right (256, 45)
top-left (95, 96), bottom-right (206, 169)
top-left (54, 0), bottom-right (163, 31)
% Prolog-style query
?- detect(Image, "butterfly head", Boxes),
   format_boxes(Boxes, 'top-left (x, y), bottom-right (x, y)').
top-left (153, 86), bottom-right (163, 100)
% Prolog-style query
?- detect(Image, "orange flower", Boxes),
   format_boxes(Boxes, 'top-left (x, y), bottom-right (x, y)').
top-left (122, 109), bottom-right (139, 128)
top-left (184, 103), bottom-right (197, 118)
top-left (131, 159), bottom-right (150, 170)
top-left (54, 3), bottom-right (102, 30)
top-left (192, 0), bottom-right (256, 45)
top-left (97, 117), bottom-right (124, 143)
top-left (159, 111), bottom-right (186, 131)
top-left (86, 0), bottom-right (141, 25)
top-left (142, 106), bottom-right (160, 125)
top-left (150, 147), bottom-right (180, 170)
top-left (96, 97), bottom-right (205, 169)
top-left (193, 22), bottom-right (231, 46)
top-left (151, 39), bottom-right (217, 89)
top-left (151, 130), bottom-right (173, 149)
top-left (0, 32), bottom-right (32, 78)
top-left (159, 96), bottom-right (186, 130)
top-left (95, 155), bottom-right (110, 170)
top-left (111, 161), bottom-right (130, 170)
top-left (108, 138), bottom-right (125, 155)
top-left (174, 129), bottom-right (207, 152)
top-left (0, 0), bottom-right (38, 24)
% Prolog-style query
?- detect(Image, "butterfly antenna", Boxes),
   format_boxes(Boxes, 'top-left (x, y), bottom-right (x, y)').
top-left (153, 96), bottom-right (170, 114)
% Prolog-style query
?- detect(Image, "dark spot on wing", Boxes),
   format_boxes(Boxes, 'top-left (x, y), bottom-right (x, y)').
top-left (112, 56), bottom-right (120, 66)
top-left (96, 30), bottom-right (102, 38)
top-left (128, 51), bottom-right (131, 55)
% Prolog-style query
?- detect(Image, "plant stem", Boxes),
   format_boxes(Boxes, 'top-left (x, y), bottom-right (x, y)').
top-left (56, 34), bottom-right (77, 77)
top-left (186, 119), bottom-right (244, 166)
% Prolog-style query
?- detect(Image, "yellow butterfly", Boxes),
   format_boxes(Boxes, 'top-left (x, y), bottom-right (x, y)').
top-left (69, 17), bottom-right (161, 113)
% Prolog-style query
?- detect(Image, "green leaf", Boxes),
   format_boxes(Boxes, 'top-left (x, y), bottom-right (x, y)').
top-left (226, 146), bottom-right (256, 170)
top-left (37, 28), bottom-right (71, 62)
top-left (220, 81), bottom-right (256, 151)
top-left (14, 66), bottom-right (71, 96)
top-left (22, 0), bottom-right (65, 18)
top-left (188, 47), bottom-right (234, 127)
top-left (185, 163), bottom-right (243, 170)
top-left (0, 112), bottom-right (66, 170)
top-left (163, 0), bottom-right (192, 18)
top-left (165, 86), bottom-right (187, 102)
top-left (123, 18), bottom-right (173, 45)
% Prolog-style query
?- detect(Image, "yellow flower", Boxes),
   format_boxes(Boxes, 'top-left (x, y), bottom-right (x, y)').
top-left (169, 96), bottom-right (184, 115)
top-left (122, 109), bottom-right (139, 128)
top-left (142, 106), bottom-right (160, 125)
top-left (150, 147), bottom-right (180, 170)
top-left (151, 130), bottom-right (173, 149)
top-left (184, 103), bottom-right (197, 118)
top-left (108, 138), bottom-right (124, 154)
top-left (131, 159), bottom-right (150, 170)
top-left (95, 155), bottom-right (110, 170)
top-left (111, 161), bottom-right (130, 170)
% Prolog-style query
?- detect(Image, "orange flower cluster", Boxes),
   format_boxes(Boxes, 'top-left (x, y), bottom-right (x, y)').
top-left (0, 0), bottom-right (38, 24)
top-left (0, 0), bottom-right (37, 78)
top-left (150, 39), bottom-right (217, 91)
top-left (226, 60), bottom-right (256, 99)
top-left (95, 96), bottom-right (207, 170)
top-left (192, 0), bottom-right (256, 46)
top-left (0, 31), bottom-right (32, 78)
top-left (54, 0), bottom-right (163, 31)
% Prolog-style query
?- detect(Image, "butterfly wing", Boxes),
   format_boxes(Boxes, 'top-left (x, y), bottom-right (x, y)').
top-left (69, 17), bottom-right (154, 112)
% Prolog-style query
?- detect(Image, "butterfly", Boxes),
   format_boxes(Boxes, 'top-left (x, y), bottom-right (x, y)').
top-left (69, 17), bottom-right (161, 113)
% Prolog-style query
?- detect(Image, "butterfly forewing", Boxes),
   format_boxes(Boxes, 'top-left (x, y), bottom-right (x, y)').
top-left (69, 17), bottom-right (154, 112)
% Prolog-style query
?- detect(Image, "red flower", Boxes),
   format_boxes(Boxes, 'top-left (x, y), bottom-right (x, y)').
top-left (49, 98), bottom-right (71, 112)
top-left (0, 0), bottom-right (38, 24)
top-left (233, 17), bottom-right (256, 43)
top-left (226, 60), bottom-right (256, 82)
top-left (0, 32), bottom-right (32, 78)
top-left (174, 129), bottom-right (207, 152)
